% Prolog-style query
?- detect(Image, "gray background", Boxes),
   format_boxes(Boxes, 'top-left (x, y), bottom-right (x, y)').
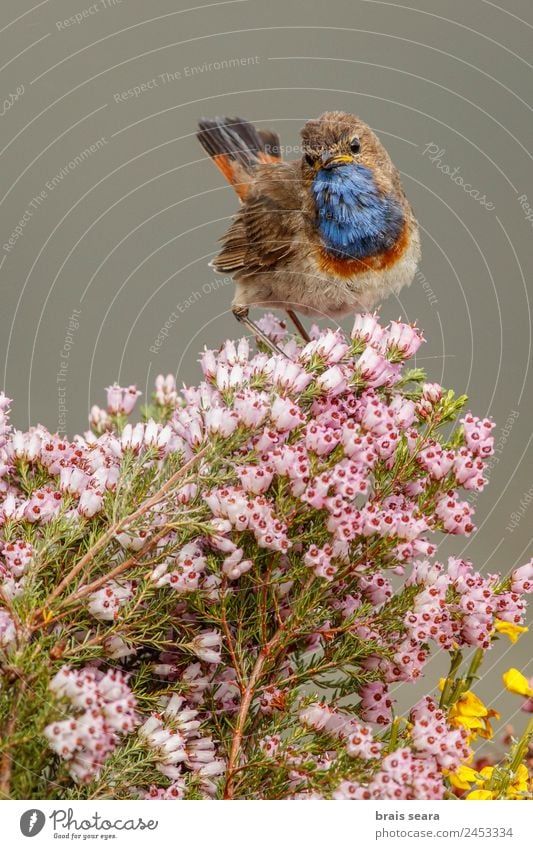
top-left (1, 0), bottom-right (532, 741)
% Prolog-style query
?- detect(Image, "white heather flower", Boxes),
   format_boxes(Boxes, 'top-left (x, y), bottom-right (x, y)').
top-left (89, 405), bottom-right (111, 433)
top-left (103, 634), bottom-right (136, 659)
top-left (155, 374), bottom-right (177, 407)
top-left (190, 630), bottom-right (222, 664)
top-left (351, 312), bottom-right (384, 346)
top-left (121, 422), bottom-right (145, 452)
top-left (0, 610), bottom-right (16, 649)
top-left (78, 488), bottom-right (104, 518)
top-left (87, 580), bottom-right (133, 621)
top-left (386, 320), bottom-right (425, 357)
top-left (204, 407), bottom-right (238, 437)
top-left (316, 365), bottom-right (347, 395)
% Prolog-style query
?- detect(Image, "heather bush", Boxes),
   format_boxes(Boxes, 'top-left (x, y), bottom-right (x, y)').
top-left (0, 313), bottom-right (531, 800)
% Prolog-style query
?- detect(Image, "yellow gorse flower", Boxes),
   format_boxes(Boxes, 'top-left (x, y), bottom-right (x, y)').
top-left (447, 689), bottom-right (499, 741)
top-left (446, 764), bottom-right (479, 790)
top-left (494, 619), bottom-right (529, 644)
top-left (502, 668), bottom-right (533, 698)
top-left (464, 764), bottom-right (530, 800)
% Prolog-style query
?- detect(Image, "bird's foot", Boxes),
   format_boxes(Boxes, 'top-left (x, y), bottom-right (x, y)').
top-left (285, 309), bottom-right (311, 343)
top-left (232, 307), bottom-right (287, 357)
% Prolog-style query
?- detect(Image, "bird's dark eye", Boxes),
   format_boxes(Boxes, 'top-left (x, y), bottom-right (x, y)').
top-left (350, 137), bottom-right (361, 153)
top-left (305, 152), bottom-right (317, 167)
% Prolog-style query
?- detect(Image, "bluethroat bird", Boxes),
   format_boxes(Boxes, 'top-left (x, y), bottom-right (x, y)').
top-left (197, 111), bottom-right (420, 352)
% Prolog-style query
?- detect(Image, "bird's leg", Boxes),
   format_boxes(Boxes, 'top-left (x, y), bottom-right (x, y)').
top-left (232, 307), bottom-right (287, 357)
top-left (286, 309), bottom-right (311, 343)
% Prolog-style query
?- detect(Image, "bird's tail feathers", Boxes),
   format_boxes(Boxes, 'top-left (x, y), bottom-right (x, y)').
top-left (197, 116), bottom-right (281, 198)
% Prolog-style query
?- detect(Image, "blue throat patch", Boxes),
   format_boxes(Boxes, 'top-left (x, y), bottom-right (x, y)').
top-left (312, 164), bottom-right (405, 260)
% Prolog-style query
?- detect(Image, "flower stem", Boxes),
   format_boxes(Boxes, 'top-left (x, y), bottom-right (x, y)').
top-left (223, 628), bottom-right (285, 799)
top-left (33, 445), bottom-right (209, 620)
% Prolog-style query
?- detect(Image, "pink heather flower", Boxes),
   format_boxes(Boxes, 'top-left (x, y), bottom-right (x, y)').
top-left (145, 779), bottom-right (187, 799)
top-left (2, 540), bottom-right (33, 577)
top-left (45, 667), bottom-right (137, 782)
top-left (259, 687), bottom-right (286, 715)
top-left (299, 702), bottom-right (336, 732)
top-left (346, 722), bottom-right (382, 760)
top-left (386, 320), bottom-right (425, 358)
top-left (0, 610), bottom-right (16, 649)
top-left (389, 395), bottom-right (416, 429)
top-left (351, 312), bottom-right (384, 347)
top-left (410, 696), bottom-right (470, 771)
top-left (260, 735), bottom-right (282, 757)
top-left (199, 348), bottom-right (218, 379)
top-left (8, 429), bottom-right (42, 462)
top-left (511, 561), bottom-right (533, 594)
top-left (190, 630), bottom-right (222, 664)
top-left (359, 682), bottom-right (394, 726)
top-left (268, 357), bottom-right (313, 394)
top-left (222, 547), bottom-right (252, 580)
top-left (256, 313), bottom-right (288, 344)
top-left (358, 572), bottom-right (392, 605)
top-left (106, 384), bottom-right (141, 415)
top-left (89, 405), bottom-right (111, 433)
top-left (300, 330), bottom-right (349, 364)
top-left (436, 491), bottom-right (475, 535)
top-left (461, 413), bottom-right (495, 457)
top-left (422, 382), bottom-right (443, 403)
top-left (144, 419), bottom-right (172, 450)
top-left (453, 446), bottom-right (487, 490)
top-left (418, 442), bottom-right (455, 480)
top-left (139, 717), bottom-right (187, 774)
top-left (152, 540), bottom-right (207, 591)
top-left (335, 749), bottom-right (446, 800)
top-left (356, 347), bottom-right (399, 388)
top-left (2, 312), bottom-right (527, 800)
top-left (87, 580), bottom-right (134, 621)
top-left (238, 464), bottom-right (274, 495)
top-left (204, 407), bottom-right (238, 437)
top-left (316, 365), bottom-right (348, 395)
top-left (304, 544), bottom-right (337, 581)
top-left (23, 488), bottom-right (63, 523)
top-left (155, 374), bottom-right (178, 407)
top-left (78, 488), bottom-right (104, 518)
top-left (270, 396), bottom-right (305, 432)
top-left (233, 390), bottom-right (269, 428)
top-left (103, 634), bottom-right (136, 659)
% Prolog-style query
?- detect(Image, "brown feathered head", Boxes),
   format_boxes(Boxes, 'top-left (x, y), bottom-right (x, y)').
top-left (300, 111), bottom-right (396, 187)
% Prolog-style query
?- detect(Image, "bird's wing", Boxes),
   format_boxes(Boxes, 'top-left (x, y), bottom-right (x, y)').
top-left (212, 162), bottom-right (304, 276)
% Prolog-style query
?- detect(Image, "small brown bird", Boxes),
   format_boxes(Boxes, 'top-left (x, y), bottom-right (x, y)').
top-left (197, 112), bottom-right (420, 349)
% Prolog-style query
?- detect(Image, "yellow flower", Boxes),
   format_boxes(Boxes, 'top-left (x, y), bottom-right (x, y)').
top-left (506, 764), bottom-right (530, 799)
top-left (494, 619), bottom-right (529, 644)
top-left (448, 690), bottom-right (499, 741)
top-left (446, 764), bottom-right (479, 790)
top-left (466, 789), bottom-right (496, 800)
top-left (502, 668), bottom-right (533, 698)
top-left (463, 763), bottom-right (531, 800)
